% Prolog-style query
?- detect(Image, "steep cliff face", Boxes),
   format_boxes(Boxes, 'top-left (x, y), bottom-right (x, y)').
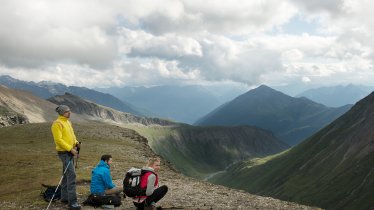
top-left (48, 93), bottom-right (177, 126)
top-left (133, 125), bottom-right (288, 178)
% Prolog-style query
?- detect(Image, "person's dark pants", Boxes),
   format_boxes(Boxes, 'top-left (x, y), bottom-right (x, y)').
top-left (58, 152), bottom-right (78, 205)
top-left (133, 185), bottom-right (168, 210)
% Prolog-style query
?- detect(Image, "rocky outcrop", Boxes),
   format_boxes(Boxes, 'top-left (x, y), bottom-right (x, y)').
top-left (0, 106), bottom-right (28, 127)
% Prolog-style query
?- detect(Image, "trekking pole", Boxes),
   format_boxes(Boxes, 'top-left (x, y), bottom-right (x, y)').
top-left (46, 157), bottom-right (73, 210)
top-left (75, 142), bottom-right (81, 169)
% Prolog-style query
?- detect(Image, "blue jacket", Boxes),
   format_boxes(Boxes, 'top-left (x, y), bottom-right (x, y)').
top-left (90, 160), bottom-right (116, 194)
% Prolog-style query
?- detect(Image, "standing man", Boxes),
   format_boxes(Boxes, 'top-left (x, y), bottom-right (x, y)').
top-left (51, 105), bottom-right (81, 210)
top-left (133, 157), bottom-right (168, 210)
top-left (90, 154), bottom-right (123, 195)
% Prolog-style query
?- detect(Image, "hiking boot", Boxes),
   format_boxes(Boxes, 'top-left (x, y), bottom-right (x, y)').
top-left (68, 203), bottom-right (81, 210)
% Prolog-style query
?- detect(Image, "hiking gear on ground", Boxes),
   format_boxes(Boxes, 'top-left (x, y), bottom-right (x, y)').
top-left (46, 156), bottom-right (73, 210)
top-left (83, 194), bottom-right (122, 207)
top-left (91, 160), bottom-right (116, 194)
top-left (41, 184), bottom-right (61, 202)
top-left (51, 116), bottom-right (79, 152)
top-left (68, 202), bottom-right (81, 210)
top-left (123, 167), bottom-right (155, 198)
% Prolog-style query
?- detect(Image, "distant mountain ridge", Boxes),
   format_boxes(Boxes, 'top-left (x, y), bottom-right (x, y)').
top-left (210, 90), bottom-right (374, 210)
top-left (196, 85), bottom-right (351, 145)
top-left (0, 75), bottom-right (144, 116)
top-left (48, 93), bottom-right (178, 126)
top-left (296, 84), bottom-right (373, 107)
top-left (0, 84), bottom-right (175, 127)
top-left (98, 85), bottom-right (246, 124)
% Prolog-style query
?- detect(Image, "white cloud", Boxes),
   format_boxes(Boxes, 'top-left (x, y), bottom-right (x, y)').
top-left (0, 0), bottom-right (373, 88)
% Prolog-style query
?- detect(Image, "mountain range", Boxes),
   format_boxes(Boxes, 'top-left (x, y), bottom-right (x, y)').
top-left (196, 85), bottom-right (352, 146)
top-left (97, 84), bottom-right (247, 124)
top-left (209, 90), bottom-right (374, 210)
top-left (0, 75), bottom-right (143, 116)
top-left (296, 84), bottom-right (373, 107)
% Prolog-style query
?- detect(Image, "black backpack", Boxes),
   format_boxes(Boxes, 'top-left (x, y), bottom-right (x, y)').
top-left (123, 167), bottom-right (154, 198)
top-left (40, 184), bottom-right (61, 202)
top-left (83, 194), bottom-right (122, 207)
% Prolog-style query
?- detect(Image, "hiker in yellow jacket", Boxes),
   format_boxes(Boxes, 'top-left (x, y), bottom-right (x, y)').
top-left (51, 105), bottom-right (81, 210)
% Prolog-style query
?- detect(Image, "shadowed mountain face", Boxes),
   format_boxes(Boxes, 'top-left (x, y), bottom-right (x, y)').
top-left (131, 125), bottom-right (288, 178)
top-left (48, 93), bottom-right (178, 126)
top-left (196, 85), bottom-right (351, 145)
top-left (0, 75), bottom-right (143, 116)
top-left (209, 91), bottom-right (374, 210)
top-left (296, 84), bottom-right (373, 107)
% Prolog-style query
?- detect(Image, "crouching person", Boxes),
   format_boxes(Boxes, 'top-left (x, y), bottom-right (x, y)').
top-left (86, 154), bottom-right (122, 208)
top-left (133, 157), bottom-right (168, 210)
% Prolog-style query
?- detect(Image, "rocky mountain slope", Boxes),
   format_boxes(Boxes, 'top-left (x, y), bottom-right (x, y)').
top-left (196, 85), bottom-right (351, 146)
top-left (209, 91), bottom-right (374, 210)
top-left (0, 105), bottom-right (28, 127)
top-left (0, 85), bottom-right (58, 123)
top-left (48, 93), bottom-right (178, 126)
top-left (0, 122), bottom-right (315, 210)
top-left (0, 85), bottom-right (88, 125)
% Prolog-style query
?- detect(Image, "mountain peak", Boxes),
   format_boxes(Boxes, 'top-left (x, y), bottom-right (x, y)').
top-left (247, 85), bottom-right (286, 97)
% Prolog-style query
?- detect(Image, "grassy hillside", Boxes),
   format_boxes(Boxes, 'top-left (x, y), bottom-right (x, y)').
top-left (0, 122), bottom-right (156, 208)
top-left (209, 92), bottom-right (374, 210)
top-left (126, 124), bottom-right (288, 179)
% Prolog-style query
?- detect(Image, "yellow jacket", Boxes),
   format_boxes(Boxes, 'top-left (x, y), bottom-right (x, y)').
top-left (51, 116), bottom-right (79, 152)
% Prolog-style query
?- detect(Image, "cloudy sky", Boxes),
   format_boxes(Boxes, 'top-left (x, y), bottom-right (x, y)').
top-left (0, 0), bottom-right (373, 90)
